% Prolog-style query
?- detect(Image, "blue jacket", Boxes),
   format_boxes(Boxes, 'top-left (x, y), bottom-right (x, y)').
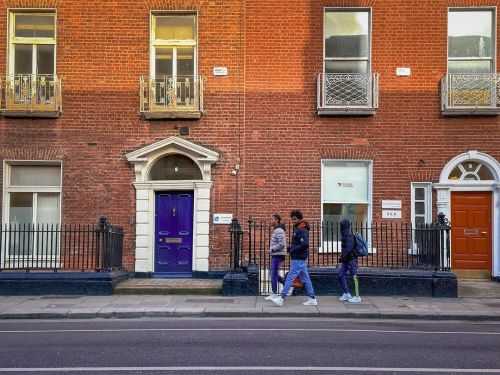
top-left (339, 219), bottom-right (355, 263)
top-left (289, 220), bottom-right (310, 260)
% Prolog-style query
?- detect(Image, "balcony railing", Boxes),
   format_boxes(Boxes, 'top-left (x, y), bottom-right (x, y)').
top-left (0, 74), bottom-right (62, 118)
top-left (441, 73), bottom-right (500, 116)
top-left (317, 72), bottom-right (379, 116)
top-left (140, 75), bottom-right (203, 119)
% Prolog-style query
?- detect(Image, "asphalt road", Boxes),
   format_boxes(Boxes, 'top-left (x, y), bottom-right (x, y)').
top-left (0, 318), bottom-right (499, 374)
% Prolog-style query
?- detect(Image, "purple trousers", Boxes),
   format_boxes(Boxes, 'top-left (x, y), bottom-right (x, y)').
top-left (270, 256), bottom-right (285, 293)
top-left (338, 258), bottom-right (358, 294)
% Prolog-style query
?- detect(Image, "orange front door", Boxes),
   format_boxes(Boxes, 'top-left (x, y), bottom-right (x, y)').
top-left (451, 192), bottom-right (492, 273)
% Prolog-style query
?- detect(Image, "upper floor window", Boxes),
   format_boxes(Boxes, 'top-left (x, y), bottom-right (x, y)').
top-left (318, 9), bottom-right (378, 115)
top-left (448, 9), bottom-right (495, 73)
top-left (151, 14), bottom-right (196, 79)
top-left (324, 9), bottom-right (370, 74)
top-left (9, 11), bottom-right (56, 77)
top-left (140, 13), bottom-right (202, 118)
top-left (2, 11), bottom-right (61, 116)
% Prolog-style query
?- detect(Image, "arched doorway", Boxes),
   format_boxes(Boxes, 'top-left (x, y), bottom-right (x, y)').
top-left (126, 137), bottom-right (219, 277)
top-left (434, 151), bottom-right (500, 278)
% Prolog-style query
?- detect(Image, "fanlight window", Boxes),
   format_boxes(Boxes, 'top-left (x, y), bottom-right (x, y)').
top-left (448, 161), bottom-right (494, 181)
top-left (149, 154), bottom-right (202, 180)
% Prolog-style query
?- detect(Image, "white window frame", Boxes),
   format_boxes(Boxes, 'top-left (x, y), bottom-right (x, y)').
top-left (320, 159), bottom-right (373, 253)
top-left (323, 7), bottom-right (372, 75)
top-left (150, 11), bottom-right (198, 80)
top-left (7, 9), bottom-right (57, 77)
top-left (447, 7), bottom-right (496, 74)
top-left (409, 182), bottom-right (432, 255)
top-left (2, 161), bottom-right (62, 264)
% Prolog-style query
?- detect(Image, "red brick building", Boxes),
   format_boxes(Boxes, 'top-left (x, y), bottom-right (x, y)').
top-left (0, 1), bottom-right (499, 280)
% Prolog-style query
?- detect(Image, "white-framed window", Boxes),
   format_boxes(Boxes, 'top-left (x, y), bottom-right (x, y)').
top-left (410, 183), bottom-right (432, 254)
top-left (8, 11), bottom-right (56, 77)
top-left (150, 12), bottom-right (197, 105)
top-left (2, 162), bottom-right (61, 258)
top-left (324, 8), bottom-right (371, 74)
top-left (411, 183), bottom-right (432, 227)
top-left (448, 8), bottom-right (496, 73)
top-left (321, 160), bottom-right (372, 251)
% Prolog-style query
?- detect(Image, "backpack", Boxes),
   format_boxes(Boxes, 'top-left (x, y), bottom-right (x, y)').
top-left (353, 233), bottom-right (368, 256)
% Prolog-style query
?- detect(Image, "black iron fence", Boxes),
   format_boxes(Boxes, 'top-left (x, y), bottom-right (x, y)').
top-left (230, 215), bottom-right (451, 294)
top-left (0, 217), bottom-right (123, 272)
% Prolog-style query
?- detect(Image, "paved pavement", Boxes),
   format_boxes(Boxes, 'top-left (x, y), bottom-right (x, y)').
top-left (1, 293), bottom-right (500, 321)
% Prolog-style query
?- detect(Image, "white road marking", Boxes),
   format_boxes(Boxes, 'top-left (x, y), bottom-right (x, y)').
top-left (0, 327), bottom-right (500, 335)
top-left (0, 366), bottom-right (499, 373)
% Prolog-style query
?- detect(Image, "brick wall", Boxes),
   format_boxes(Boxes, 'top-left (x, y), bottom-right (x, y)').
top-left (0, 0), bottom-right (498, 270)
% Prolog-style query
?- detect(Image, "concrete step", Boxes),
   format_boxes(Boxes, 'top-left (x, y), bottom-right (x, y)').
top-left (458, 279), bottom-right (500, 298)
top-left (114, 278), bottom-right (222, 295)
top-left (453, 269), bottom-right (490, 279)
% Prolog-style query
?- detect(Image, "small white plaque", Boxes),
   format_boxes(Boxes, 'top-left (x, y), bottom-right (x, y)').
top-left (213, 213), bottom-right (233, 224)
top-left (396, 67), bottom-right (411, 76)
top-left (382, 200), bottom-right (402, 209)
top-left (382, 210), bottom-right (402, 219)
top-left (213, 67), bottom-right (228, 76)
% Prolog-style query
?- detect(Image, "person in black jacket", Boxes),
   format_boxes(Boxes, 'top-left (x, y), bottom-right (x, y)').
top-left (338, 219), bottom-right (361, 303)
top-left (270, 210), bottom-right (317, 306)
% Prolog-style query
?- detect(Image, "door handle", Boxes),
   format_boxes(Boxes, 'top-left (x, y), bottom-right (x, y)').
top-left (172, 208), bottom-right (176, 217)
top-left (481, 231), bottom-right (487, 235)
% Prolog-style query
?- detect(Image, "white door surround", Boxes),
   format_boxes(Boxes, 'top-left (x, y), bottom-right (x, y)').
top-left (126, 136), bottom-right (219, 274)
top-left (433, 150), bottom-right (500, 277)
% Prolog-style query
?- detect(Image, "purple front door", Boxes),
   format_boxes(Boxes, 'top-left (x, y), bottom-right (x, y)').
top-left (155, 191), bottom-right (194, 276)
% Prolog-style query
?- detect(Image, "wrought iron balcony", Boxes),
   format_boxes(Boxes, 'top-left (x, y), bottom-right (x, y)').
top-left (441, 73), bottom-right (500, 116)
top-left (317, 72), bottom-right (379, 116)
top-left (140, 75), bottom-right (203, 119)
top-left (0, 74), bottom-right (62, 118)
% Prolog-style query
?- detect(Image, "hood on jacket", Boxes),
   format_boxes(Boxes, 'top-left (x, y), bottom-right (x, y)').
top-left (339, 219), bottom-right (351, 236)
top-left (295, 220), bottom-right (310, 231)
top-left (275, 223), bottom-right (286, 231)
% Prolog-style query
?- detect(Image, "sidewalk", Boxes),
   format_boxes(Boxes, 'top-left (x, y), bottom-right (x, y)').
top-left (1, 294), bottom-right (500, 321)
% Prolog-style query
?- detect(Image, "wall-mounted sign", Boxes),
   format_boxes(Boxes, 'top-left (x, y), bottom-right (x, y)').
top-left (213, 213), bottom-right (233, 224)
top-left (213, 67), bottom-right (228, 76)
top-left (396, 67), bottom-right (411, 76)
top-left (382, 210), bottom-right (401, 219)
top-left (382, 200), bottom-right (402, 209)
top-left (382, 210), bottom-right (402, 219)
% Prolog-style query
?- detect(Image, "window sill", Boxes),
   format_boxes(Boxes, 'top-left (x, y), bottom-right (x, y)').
top-left (317, 106), bottom-right (377, 116)
top-left (441, 106), bottom-right (500, 116)
top-left (142, 110), bottom-right (203, 120)
top-left (1, 109), bottom-right (61, 118)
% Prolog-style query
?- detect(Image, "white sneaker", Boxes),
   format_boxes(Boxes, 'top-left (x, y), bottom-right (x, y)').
top-left (271, 295), bottom-right (284, 306)
top-left (303, 297), bottom-right (318, 306)
top-left (286, 287), bottom-right (294, 296)
top-left (264, 294), bottom-right (277, 301)
top-left (339, 293), bottom-right (352, 302)
top-left (348, 296), bottom-right (362, 303)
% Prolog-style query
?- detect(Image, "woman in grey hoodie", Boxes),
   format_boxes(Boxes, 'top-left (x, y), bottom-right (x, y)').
top-left (264, 213), bottom-right (287, 300)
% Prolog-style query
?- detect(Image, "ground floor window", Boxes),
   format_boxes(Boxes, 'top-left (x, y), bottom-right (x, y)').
top-left (322, 160), bottom-right (371, 243)
top-left (3, 162), bottom-right (61, 257)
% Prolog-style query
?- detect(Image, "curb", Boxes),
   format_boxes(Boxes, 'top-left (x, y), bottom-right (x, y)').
top-left (1, 309), bottom-right (500, 321)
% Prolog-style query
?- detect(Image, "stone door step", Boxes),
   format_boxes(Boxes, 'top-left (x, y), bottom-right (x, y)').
top-left (454, 270), bottom-right (490, 279)
top-left (114, 278), bottom-right (222, 295)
